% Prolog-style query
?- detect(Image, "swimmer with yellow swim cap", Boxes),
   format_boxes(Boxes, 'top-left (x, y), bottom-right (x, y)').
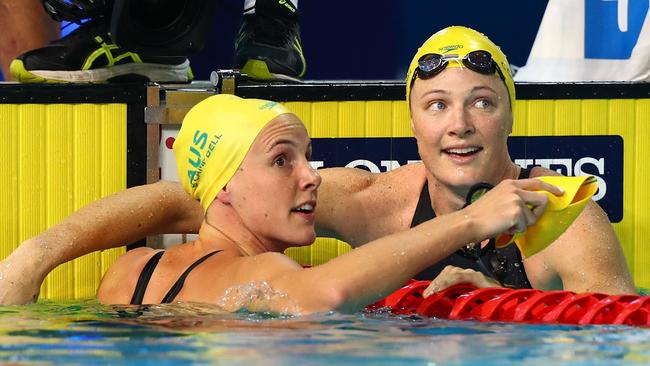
top-left (0, 27), bottom-right (634, 307)
top-left (404, 26), bottom-right (633, 295)
top-left (406, 26), bottom-right (516, 110)
top-left (96, 94), bottom-right (568, 312)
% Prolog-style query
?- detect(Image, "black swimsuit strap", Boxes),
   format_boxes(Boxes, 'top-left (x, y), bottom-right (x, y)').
top-left (520, 167), bottom-right (532, 178)
top-left (160, 250), bottom-right (222, 303)
top-left (411, 166), bottom-right (533, 227)
top-left (130, 250), bottom-right (165, 305)
top-left (408, 167), bottom-right (535, 288)
top-left (410, 182), bottom-right (435, 227)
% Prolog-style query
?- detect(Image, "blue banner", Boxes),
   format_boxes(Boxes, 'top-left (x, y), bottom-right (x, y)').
top-left (585, 0), bottom-right (648, 59)
top-left (311, 135), bottom-right (624, 222)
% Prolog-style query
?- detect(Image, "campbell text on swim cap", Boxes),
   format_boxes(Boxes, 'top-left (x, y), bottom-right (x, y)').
top-left (173, 94), bottom-right (291, 211)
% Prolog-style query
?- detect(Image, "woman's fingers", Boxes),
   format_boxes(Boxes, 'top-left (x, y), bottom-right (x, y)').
top-left (517, 178), bottom-right (564, 197)
top-left (462, 177), bottom-right (567, 242)
top-left (423, 266), bottom-right (501, 298)
top-left (518, 189), bottom-right (550, 223)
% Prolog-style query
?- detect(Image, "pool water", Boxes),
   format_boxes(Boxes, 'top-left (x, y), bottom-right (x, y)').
top-left (1, 300), bottom-right (649, 365)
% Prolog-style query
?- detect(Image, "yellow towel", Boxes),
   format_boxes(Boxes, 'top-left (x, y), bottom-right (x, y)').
top-left (495, 175), bottom-right (599, 258)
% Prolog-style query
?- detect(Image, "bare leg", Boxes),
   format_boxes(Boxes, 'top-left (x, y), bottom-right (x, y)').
top-left (0, 0), bottom-right (60, 81)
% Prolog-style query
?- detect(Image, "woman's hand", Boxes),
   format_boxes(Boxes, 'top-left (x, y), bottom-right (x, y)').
top-left (461, 178), bottom-right (564, 243)
top-left (423, 265), bottom-right (501, 298)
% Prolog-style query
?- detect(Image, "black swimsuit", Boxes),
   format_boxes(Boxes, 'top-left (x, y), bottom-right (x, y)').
top-left (410, 169), bottom-right (533, 289)
top-left (130, 250), bottom-right (222, 305)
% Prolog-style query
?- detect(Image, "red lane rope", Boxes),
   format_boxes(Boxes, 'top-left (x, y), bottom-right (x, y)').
top-left (367, 281), bottom-right (650, 326)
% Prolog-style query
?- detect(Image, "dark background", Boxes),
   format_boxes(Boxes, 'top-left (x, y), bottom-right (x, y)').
top-left (0, 1), bottom-right (549, 81)
top-left (191, 0), bottom-right (550, 80)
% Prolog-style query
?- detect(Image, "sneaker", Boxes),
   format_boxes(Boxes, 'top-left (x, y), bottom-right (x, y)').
top-left (10, 18), bottom-right (193, 83)
top-left (234, 1), bottom-right (306, 81)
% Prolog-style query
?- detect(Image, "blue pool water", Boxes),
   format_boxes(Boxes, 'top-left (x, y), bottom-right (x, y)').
top-left (1, 300), bottom-right (649, 365)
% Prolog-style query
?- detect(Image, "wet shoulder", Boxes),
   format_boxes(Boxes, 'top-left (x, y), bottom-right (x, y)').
top-left (97, 247), bottom-right (161, 304)
top-left (320, 163), bottom-right (425, 196)
top-left (367, 162), bottom-right (427, 232)
top-left (214, 252), bottom-right (302, 286)
top-left (374, 162), bottom-right (427, 197)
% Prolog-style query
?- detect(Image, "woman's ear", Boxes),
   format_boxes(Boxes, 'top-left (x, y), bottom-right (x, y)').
top-left (505, 113), bottom-right (514, 136)
top-left (216, 185), bottom-right (232, 205)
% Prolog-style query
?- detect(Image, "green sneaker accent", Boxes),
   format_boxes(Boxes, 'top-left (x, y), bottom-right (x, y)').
top-left (187, 67), bottom-right (194, 82)
top-left (241, 59), bottom-right (275, 80)
top-left (11, 18), bottom-right (192, 84)
top-left (293, 37), bottom-right (306, 78)
top-left (9, 59), bottom-right (65, 83)
top-left (234, 9), bottom-right (305, 81)
top-left (80, 37), bottom-right (144, 72)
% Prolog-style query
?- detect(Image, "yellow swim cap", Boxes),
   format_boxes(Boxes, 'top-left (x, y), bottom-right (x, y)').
top-left (406, 26), bottom-right (515, 111)
top-left (495, 175), bottom-right (599, 258)
top-left (173, 94), bottom-right (292, 211)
